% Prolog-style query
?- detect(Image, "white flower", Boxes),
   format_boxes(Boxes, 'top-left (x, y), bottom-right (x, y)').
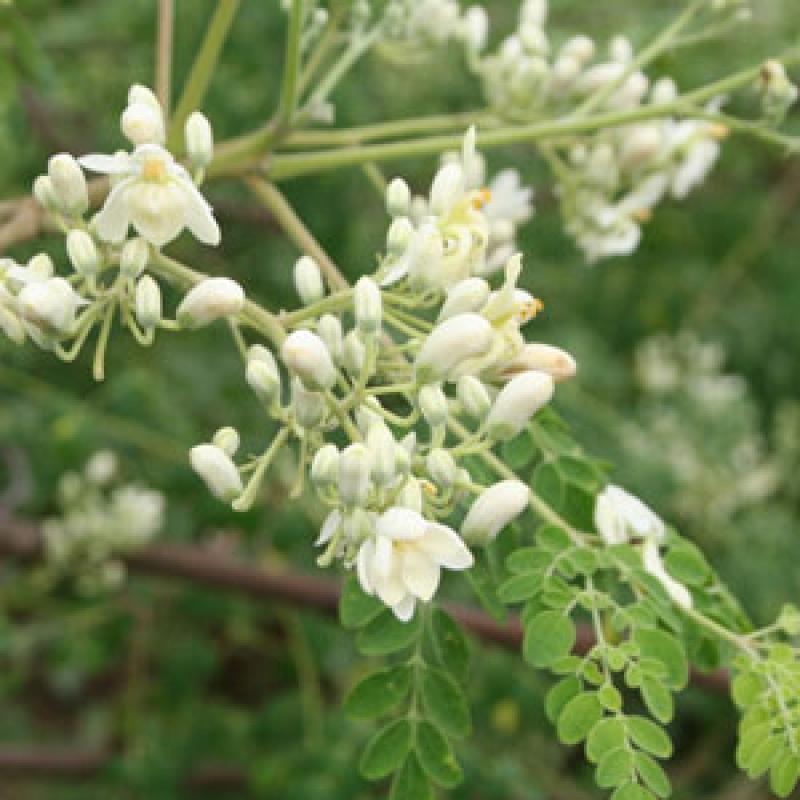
top-left (438, 277), bottom-right (490, 321)
top-left (338, 443), bottom-right (372, 507)
top-left (484, 169), bottom-right (534, 230)
top-left (80, 144), bottom-right (220, 247)
top-left (190, 443), bottom-right (243, 501)
top-left (642, 539), bottom-right (693, 610)
top-left (121, 85), bottom-right (165, 146)
top-left (594, 485), bottom-right (666, 546)
top-left (415, 312), bottom-right (493, 383)
top-left (177, 277), bottom-right (244, 328)
top-left (282, 329), bottom-right (337, 390)
top-left (17, 277), bottom-right (86, 337)
top-left (357, 507), bottom-right (473, 621)
top-left (667, 120), bottom-right (722, 199)
top-left (461, 479), bottom-right (529, 545)
top-left (486, 370), bottom-right (555, 440)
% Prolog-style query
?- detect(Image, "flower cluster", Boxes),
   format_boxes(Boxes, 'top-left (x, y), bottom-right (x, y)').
top-left (41, 451), bottom-right (165, 595)
top-left (190, 129), bottom-right (577, 620)
top-left (0, 86), bottom-right (243, 375)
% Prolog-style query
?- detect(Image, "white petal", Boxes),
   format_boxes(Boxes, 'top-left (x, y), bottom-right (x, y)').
top-left (127, 181), bottom-right (185, 247)
top-left (376, 507), bottom-right (427, 541)
top-left (94, 177), bottom-right (135, 243)
top-left (402, 548), bottom-right (441, 603)
top-left (375, 561), bottom-right (407, 607)
top-left (79, 153), bottom-right (132, 175)
top-left (178, 177), bottom-right (221, 246)
top-left (356, 538), bottom-right (376, 596)
top-left (373, 534), bottom-right (395, 579)
top-left (315, 510), bottom-right (341, 547)
top-left (392, 594), bottom-right (417, 622)
top-left (418, 523), bottom-right (474, 570)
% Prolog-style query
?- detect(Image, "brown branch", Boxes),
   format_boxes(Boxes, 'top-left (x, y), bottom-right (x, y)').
top-left (0, 519), bottom-right (730, 693)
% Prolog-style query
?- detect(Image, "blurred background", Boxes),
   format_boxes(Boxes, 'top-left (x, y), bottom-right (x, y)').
top-left (0, 0), bottom-right (798, 797)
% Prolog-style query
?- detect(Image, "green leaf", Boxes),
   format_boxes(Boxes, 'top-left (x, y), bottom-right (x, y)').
top-left (532, 461), bottom-right (565, 511)
top-left (499, 572), bottom-right (543, 604)
top-left (415, 721), bottom-right (463, 789)
top-left (340, 576), bottom-right (383, 629)
top-left (465, 555), bottom-right (507, 622)
top-left (634, 752), bottom-right (671, 798)
top-left (745, 735), bottom-right (783, 779)
top-left (545, 676), bottom-right (581, 724)
top-left (524, 611), bottom-right (577, 668)
top-left (536, 525), bottom-right (572, 553)
top-left (557, 692), bottom-right (603, 745)
top-left (640, 678), bottom-right (674, 724)
top-left (731, 670), bottom-right (764, 709)
top-left (770, 752), bottom-right (800, 798)
top-left (360, 719), bottom-right (413, 781)
top-left (633, 629), bottom-right (689, 690)
top-left (421, 667), bottom-right (471, 739)
top-left (627, 717), bottom-right (673, 759)
top-left (612, 784), bottom-right (651, 800)
top-left (501, 430), bottom-right (537, 469)
top-left (390, 754), bottom-right (433, 800)
top-left (597, 747), bottom-right (635, 789)
top-left (357, 610), bottom-right (422, 657)
top-left (557, 455), bottom-right (602, 491)
top-left (344, 666), bottom-right (412, 720)
top-left (506, 547), bottom-right (552, 575)
top-left (587, 717), bottom-right (627, 764)
top-left (430, 609), bottom-right (470, 683)
top-left (663, 543), bottom-right (711, 587)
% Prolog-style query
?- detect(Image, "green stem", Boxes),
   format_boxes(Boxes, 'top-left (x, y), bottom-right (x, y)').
top-left (167, 0), bottom-right (243, 149)
top-left (232, 427), bottom-right (291, 512)
top-left (156, 0), bottom-right (175, 113)
top-left (92, 302), bottom-right (116, 382)
top-left (275, 0), bottom-right (305, 132)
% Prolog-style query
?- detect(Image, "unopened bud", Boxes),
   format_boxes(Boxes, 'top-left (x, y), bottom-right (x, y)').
top-left (620, 125), bottom-right (663, 170)
top-left (426, 448), bottom-right (457, 489)
top-left (338, 443), bottom-right (371, 507)
top-left (397, 477), bottom-right (423, 512)
top-left (487, 370), bottom-right (554, 440)
top-left (120, 237), bottom-right (149, 278)
top-left (386, 217), bottom-right (414, 254)
top-left (17, 277), bottom-right (83, 337)
top-left (438, 277), bottom-right (490, 321)
top-left (33, 175), bottom-right (60, 211)
top-left (292, 377), bottom-right (326, 429)
top-left (419, 383), bottom-right (449, 427)
top-left (294, 256), bottom-right (325, 306)
top-left (66, 229), bottom-right (100, 276)
top-left (561, 35), bottom-right (595, 65)
top-left (386, 178), bottom-right (411, 218)
top-left (462, 479), bottom-right (529, 545)
top-left (311, 444), bottom-right (339, 489)
top-left (456, 375), bottom-right (491, 420)
top-left (609, 35), bottom-right (633, 64)
top-left (354, 276), bottom-right (382, 335)
top-left (318, 314), bottom-right (343, 362)
top-left (500, 343), bottom-right (577, 382)
top-left (177, 277), bottom-right (245, 328)
top-left (461, 5), bottom-right (489, 52)
top-left (212, 426), bottom-right (240, 457)
top-left (190, 443), bottom-right (243, 502)
top-left (342, 329), bottom-right (366, 375)
top-left (135, 275), bottom-right (162, 330)
top-left (48, 154), bottom-right (89, 216)
top-left (0, 306), bottom-right (26, 345)
top-left (122, 89), bottom-right (165, 146)
top-left (367, 423), bottom-right (396, 487)
top-left (246, 346), bottom-right (281, 404)
top-left (185, 111), bottom-right (214, 169)
top-left (282, 329), bottom-right (337, 390)
top-left (28, 253), bottom-right (55, 281)
top-left (429, 163), bottom-right (464, 216)
top-left (415, 313), bottom-right (493, 384)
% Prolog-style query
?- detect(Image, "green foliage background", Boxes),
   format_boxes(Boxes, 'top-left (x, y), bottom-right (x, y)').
top-left (0, 1), bottom-right (798, 797)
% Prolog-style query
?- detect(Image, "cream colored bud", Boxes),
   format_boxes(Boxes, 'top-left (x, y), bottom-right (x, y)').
top-left (33, 175), bottom-right (60, 211)
top-left (294, 255), bottom-right (325, 306)
top-left (282, 329), bottom-right (337, 390)
top-left (356, 402), bottom-right (384, 436)
top-left (48, 153), bottom-right (89, 216)
top-left (415, 313), bottom-right (493, 384)
top-left (429, 163), bottom-right (464, 216)
top-left (318, 314), bottom-right (343, 362)
top-left (311, 444), bottom-right (339, 489)
top-left (462, 479), bottom-right (529, 546)
top-left (28, 253), bottom-right (55, 281)
top-left (185, 111), bottom-right (214, 168)
top-left (552, 55), bottom-right (582, 87)
top-left (500, 343), bottom-right (577, 383)
top-left (461, 5), bottom-right (489, 51)
top-left (620, 125), bottom-right (663, 169)
top-left (651, 77), bottom-right (678, 105)
top-left (292, 377), bottom-right (326, 429)
top-left (386, 217), bottom-right (414, 254)
top-left (342, 329), bottom-right (366, 376)
top-left (120, 237), bottom-right (149, 277)
top-left (190, 443), bottom-right (243, 502)
top-left (426, 449), bottom-right (457, 489)
top-left (135, 275), bottom-right (162, 330)
top-left (66, 229), bottom-right (100, 276)
top-left (367, 423), bottom-right (397, 487)
top-left (386, 178), bottom-right (411, 218)
top-left (456, 375), bottom-right (491, 420)
top-left (487, 370), bottom-right (554, 440)
top-left (438, 278), bottom-right (490, 321)
top-left (122, 101), bottom-right (165, 146)
top-left (0, 306), bottom-right (26, 345)
top-left (561, 35), bottom-right (595, 65)
top-left (177, 278), bottom-right (245, 328)
top-left (394, 443), bottom-right (411, 477)
top-left (85, 450), bottom-right (117, 484)
top-left (212, 426), bottom-right (240, 457)
top-left (17, 277), bottom-right (82, 337)
top-left (419, 383), bottom-right (449, 427)
top-left (397, 477), bottom-right (423, 512)
top-left (338, 443), bottom-right (371, 507)
top-left (246, 358), bottom-right (281, 404)
top-left (609, 35), bottom-right (633, 64)
top-left (355, 276), bottom-right (382, 335)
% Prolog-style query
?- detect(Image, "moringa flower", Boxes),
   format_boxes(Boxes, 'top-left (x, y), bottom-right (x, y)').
top-left (594, 485), bottom-right (666, 546)
top-left (461, 479), bottom-right (529, 545)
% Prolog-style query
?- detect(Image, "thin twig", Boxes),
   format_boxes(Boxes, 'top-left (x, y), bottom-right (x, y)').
top-left (156, 0), bottom-right (175, 113)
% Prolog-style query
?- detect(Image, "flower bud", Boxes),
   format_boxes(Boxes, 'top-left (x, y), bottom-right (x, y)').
top-left (461, 5), bottom-right (489, 51)
top-left (419, 383), bottom-right (448, 427)
top-left (246, 344), bottom-right (281, 403)
top-left (651, 77), bottom-right (678, 105)
top-left (609, 35), bottom-right (633, 64)
top-left (338, 443), bottom-right (371, 507)
top-left (594, 485), bottom-right (665, 546)
top-left (426, 448), bottom-right (457, 489)
top-left (212, 426), bottom-right (240, 457)
top-left (429, 163), bottom-right (465, 216)
top-left (642, 540), bottom-right (692, 610)
top-left (28, 253), bottom-right (55, 281)
top-left (311, 444), bottom-right (339, 489)
top-left (282, 329), bottom-right (337, 390)
top-left (134, 275), bottom-right (162, 330)
top-left (456, 375), bottom-right (491, 420)
top-left (356, 402), bottom-right (384, 436)
top-left (620, 125), bottom-right (663, 170)
top-left (66, 230), bottom-right (100, 276)
top-left (48, 154), bottom-right (89, 216)
top-left (487, 370), bottom-right (554, 440)
top-left (120, 237), bottom-right (149, 278)
top-left (499, 343), bottom-right (577, 383)
top-left (438, 277), bottom-right (490, 321)
top-left (342, 329), bottom-right (367, 375)
top-left (386, 178), bottom-right (411, 218)
top-left (561, 35), bottom-right (595, 65)
top-left (294, 256), bottom-right (325, 306)
top-left (121, 98), bottom-right (165, 146)
top-left (177, 277), bottom-right (245, 328)
top-left (397, 477), bottom-right (423, 512)
top-left (317, 314), bottom-right (343, 362)
top-left (189, 443), bottom-right (243, 502)
top-left (292, 377), bottom-right (326, 429)
top-left (0, 306), bottom-right (26, 345)
top-left (354, 276), bottom-right (382, 335)
top-left (17, 277), bottom-right (83, 337)
top-left (386, 217), bottom-right (414, 255)
top-left (415, 313), bottom-right (493, 384)
top-left (33, 175), bottom-right (60, 211)
top-left (185, 111), bottom-right (214, 169)
top-left (394, 443), bottom-right (411, 477)
top-left (367, 423), bottom-right (397, 487)
top-left (462, 480), bottom-right (529, 546)
top-left (85, 450), bottom-right (117, 484)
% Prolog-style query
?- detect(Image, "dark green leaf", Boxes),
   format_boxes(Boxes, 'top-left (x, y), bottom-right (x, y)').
top-left (633, 629), bottom-right (688, 690)
top-left (524, 611), bottom-right (577, 668)
top-left (421, 667), bottom-right (471, 739)
top-left (340, 576), bottom-right (383, 629)
top-left (415, 721), bottom-right (463, 788)
top-left (430, 609), bottom-right (470, 683)
top-left (557, 692), bottom-right (603, 745)
top-left (357, 610), bottom-right (422, 657)
top-left (360, 719), bottom-right (413, 781)
top-left (344, 666), bottom-right (412, 720)
top-left (390, 754), bottom-right (433, 800)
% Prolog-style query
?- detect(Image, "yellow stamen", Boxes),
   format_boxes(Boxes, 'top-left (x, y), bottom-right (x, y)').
top-left (633, 208), bottom-right (652, 223)
top-left (710, 124), bottom-right (730, 141)
top-left (142, 157), bottom-right (168, 182)
top-left (472, 188), bottom-right (492, 210)
top-left (518, 298), bottom-right (544, 323)
top-left (421, 479), bottom-right (438, 497)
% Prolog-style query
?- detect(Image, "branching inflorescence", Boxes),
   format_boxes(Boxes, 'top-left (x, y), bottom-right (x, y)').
top-left (2, 0), bottom-right (800, 797)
